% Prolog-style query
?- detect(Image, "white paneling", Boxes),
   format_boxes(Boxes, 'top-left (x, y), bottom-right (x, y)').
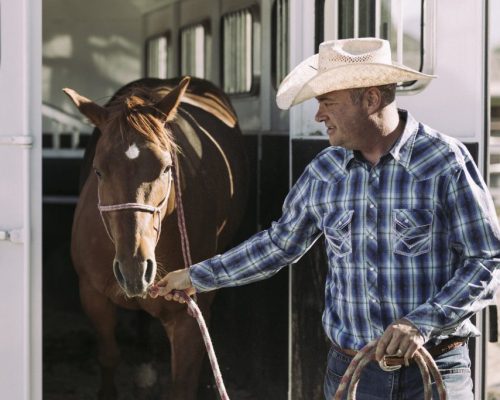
top-left (0, 0), bottom-right (42, 398)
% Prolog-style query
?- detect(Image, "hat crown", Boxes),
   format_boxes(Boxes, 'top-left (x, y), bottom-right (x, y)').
top-left (318, 38), bottom-right (392, 72)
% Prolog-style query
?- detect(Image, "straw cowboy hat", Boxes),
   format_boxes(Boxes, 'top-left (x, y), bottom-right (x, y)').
top-left (276, 37), bottom-right (435, 110)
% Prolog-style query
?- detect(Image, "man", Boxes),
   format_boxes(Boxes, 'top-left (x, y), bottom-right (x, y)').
top-left (153, 38), bottom-right (500, 399)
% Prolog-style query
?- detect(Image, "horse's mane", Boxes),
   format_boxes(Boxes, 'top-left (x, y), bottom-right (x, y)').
top-left (105, 87), bottom-right (176, 153)
top-left (79, 77), bottom-right (238, 191)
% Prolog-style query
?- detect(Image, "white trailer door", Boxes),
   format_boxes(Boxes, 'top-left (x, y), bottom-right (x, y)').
top-left (0, 0), bottom-right (42, 399)
top-left (289, 0), bottom-right (490, 398)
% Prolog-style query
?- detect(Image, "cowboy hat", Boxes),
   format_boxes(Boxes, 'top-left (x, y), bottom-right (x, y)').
top-left (276, 37), bottom-right (436, 110)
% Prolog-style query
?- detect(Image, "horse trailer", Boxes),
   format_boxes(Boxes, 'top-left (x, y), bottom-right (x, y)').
top-left (1, 0), bottom-right (499, 398)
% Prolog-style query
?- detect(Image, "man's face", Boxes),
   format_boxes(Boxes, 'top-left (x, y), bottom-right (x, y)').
top-left (315, 89), bottom-right (368, 149)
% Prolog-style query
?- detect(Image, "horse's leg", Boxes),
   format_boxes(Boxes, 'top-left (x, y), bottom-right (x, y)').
top-left (162, 299), bottom-right (213, 400)
top-left (79, 280), bottom-right (120, 400)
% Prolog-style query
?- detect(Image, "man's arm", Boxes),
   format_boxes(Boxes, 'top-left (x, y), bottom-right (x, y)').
top-left (376, 156), bottom-right (500, 361)
top-left (154, 165), bottom-right (321, 299)
top-left (403, 157), bottom-right (500, 341)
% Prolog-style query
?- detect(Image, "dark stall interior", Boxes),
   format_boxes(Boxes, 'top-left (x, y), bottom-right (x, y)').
top-left (42, 133), bottom-right (291, 399)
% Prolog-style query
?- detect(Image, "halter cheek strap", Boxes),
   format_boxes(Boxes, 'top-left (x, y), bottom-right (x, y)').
top-left (97, 168), bottom-right (173, 244)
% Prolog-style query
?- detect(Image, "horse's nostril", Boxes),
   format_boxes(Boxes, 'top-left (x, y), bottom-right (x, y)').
top-left (113, 261), bottom-right (125, 286)
top-left (145, 259), bottom-right (154, 284)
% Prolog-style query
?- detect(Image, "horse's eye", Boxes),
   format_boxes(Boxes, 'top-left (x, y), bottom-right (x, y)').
top-left (164, 165), bottom-right (172, 174)
top-left (94, 169), bottom-right (102, 179)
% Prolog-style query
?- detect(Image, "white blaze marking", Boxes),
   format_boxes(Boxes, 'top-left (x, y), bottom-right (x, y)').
top-left (125, 143), bottom-right (140, 159)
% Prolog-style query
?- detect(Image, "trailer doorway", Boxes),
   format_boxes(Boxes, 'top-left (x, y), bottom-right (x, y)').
top-left (42, 1), bottom-right (288, 399)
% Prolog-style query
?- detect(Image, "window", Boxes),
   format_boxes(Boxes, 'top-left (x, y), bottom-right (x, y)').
top-left (321, 0), bottom-right (432, 90)
top-left (221, 7), bottom-right (260, 94)
top-left (180, 23), bottom-right (209, 79)
top-left (379, 0), bottom-right (423, 72)
top-left (337, 0), bottom-right (376, 39)
top-left (145, 34), bottom-right (168, 79)
top-left (272, 0), bottom-right (289, 88)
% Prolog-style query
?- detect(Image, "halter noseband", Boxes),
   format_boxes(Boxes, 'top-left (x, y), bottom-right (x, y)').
top-left (97, 168), bottom-right (173, 244)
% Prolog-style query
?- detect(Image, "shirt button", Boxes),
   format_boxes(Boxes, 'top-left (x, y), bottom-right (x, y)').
top-left (369, 204), bottom-right (374, 209)
top-left (369, 267), bottom-right (375, 272)
top-left (371, 299), bottom-right (377, 303)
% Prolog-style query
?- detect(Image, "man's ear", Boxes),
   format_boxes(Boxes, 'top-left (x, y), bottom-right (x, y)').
top-left (363, 87), bottom-right (383, 113)
top-left (62, 88), bottom-right (109, 126)
top-left (155, 76), bottom-right (191, 121)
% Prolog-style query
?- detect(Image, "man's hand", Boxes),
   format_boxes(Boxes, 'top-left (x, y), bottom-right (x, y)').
top-left (375, 318), bottom-right (424, 365)
top-left (150, 269), bottom-right (196, 303)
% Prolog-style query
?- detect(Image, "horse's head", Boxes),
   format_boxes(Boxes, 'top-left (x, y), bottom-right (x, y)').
top-left (64, 77), bottom-right (190, 298)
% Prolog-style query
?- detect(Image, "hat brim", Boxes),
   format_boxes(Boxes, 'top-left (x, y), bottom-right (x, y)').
top-left (276, 54), bottom-right (436, 110)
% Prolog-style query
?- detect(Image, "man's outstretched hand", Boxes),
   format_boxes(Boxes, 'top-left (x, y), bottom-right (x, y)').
top-left (149, 269), bottom-right (196, 303)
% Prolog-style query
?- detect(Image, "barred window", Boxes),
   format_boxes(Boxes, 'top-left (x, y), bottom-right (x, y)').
top-left (222, 8), bottom-right (260, 94)
top-left (180, 23), bottom-right (208, 78)
top-left (272, 0), bottom-right (289, 88)
top-left (145, 34), bottom-right (168, 79)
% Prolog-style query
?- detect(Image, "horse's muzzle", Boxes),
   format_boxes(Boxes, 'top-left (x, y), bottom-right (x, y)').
top-left (113, 258), bottom-right (156, 298)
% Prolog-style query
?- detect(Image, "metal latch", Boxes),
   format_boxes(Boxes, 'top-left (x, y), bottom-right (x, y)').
top-left (0, 229), bottom-right (24, 243)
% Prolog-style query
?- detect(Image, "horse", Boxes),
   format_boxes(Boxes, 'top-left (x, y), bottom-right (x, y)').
top-left (64, 76), bottom-right (248, 399)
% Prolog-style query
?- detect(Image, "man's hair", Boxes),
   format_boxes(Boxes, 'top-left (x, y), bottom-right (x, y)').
top-left (349, 83), bottom-right (397, 106)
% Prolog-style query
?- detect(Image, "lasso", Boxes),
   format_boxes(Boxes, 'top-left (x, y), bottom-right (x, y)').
top-left (333, 339), bottom-right (447, 400)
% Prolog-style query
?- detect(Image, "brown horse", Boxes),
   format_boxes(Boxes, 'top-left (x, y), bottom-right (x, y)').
top-left (64, 76), bottom-right (247, 399)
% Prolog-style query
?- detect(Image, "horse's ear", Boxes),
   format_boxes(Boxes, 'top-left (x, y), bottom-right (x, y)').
top-left (62, 88), bottom-right (109, 126)
top-left (156, 76), bottom-right (190, 121)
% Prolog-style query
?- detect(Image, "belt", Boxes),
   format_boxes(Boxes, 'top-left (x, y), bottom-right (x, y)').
top-left (333, 337), bottom-right (467, 367)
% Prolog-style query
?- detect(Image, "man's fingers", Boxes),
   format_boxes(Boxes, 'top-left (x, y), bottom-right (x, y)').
top-left (151, 269), bottom-right (195, 303)
top-left (375, 334), bottom-right (391, 360)
top-left (403, 341), bottom-right (419, 361)
top-left (385, 334), bottom-right (403, 356)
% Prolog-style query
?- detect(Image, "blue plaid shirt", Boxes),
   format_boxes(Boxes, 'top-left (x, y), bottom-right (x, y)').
top-left (189, 110), bottom-right (500, 350)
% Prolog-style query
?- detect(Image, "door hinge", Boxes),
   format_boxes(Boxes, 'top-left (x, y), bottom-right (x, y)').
top-left (0, 229), bottom-right (24, 243)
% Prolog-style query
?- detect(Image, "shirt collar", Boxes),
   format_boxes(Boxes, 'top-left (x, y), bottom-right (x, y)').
top-left (343, 109), bottom-right (419, 171)
top-left (389, 109), bottom-right (419, 169)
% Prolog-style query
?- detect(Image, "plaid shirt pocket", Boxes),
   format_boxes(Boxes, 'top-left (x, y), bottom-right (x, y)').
top-left (324, 210), bottom-right (354, 257)
top-left (392, 209), bottom-right (434, 256)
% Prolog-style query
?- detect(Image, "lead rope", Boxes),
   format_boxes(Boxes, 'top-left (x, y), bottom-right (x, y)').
top-left (176, 291), bottom-right (230, 400)
top-left (333, 339), bottom-right (447, 400)
top-left (170, 146), bottom-right (230, 400)
top-left (172, 151), bottom-right (193, 269)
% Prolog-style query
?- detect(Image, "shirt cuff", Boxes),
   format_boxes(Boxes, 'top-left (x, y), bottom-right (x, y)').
top-left (403, 309), bottom-right (436, 343)
top-left (188, 257), bottom-right (219, 292)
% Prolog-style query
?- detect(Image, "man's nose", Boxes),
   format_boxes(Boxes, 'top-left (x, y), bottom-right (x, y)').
top-left (315, 107), bottom-right (325, 123)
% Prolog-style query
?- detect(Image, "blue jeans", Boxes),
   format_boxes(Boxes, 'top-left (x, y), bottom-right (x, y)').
top-left (324, 343), bottom-right (473, 399)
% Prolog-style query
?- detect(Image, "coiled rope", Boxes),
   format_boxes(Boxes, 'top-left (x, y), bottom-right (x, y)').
top-left (333, 339), bottom-right (448, 400)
